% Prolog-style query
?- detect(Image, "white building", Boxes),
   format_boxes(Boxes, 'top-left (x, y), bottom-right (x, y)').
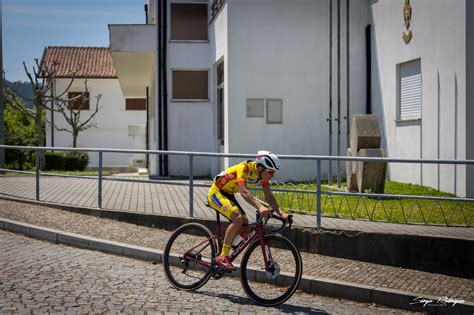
top-left (43, 47), bottom-right (147, 169)
top-left (108, 0), bottom-right (473, 197)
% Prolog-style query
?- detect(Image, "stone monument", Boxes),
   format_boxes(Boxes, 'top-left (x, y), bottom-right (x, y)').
top-left (346, 115), bottom-right (387, 193)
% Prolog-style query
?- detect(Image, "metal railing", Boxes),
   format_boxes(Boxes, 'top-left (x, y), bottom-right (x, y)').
top-left (0, 145), bottom-right (473, 227)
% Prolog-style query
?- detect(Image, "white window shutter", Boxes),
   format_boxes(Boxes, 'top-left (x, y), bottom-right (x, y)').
top-left (399, 60), bottom-right (422, 120)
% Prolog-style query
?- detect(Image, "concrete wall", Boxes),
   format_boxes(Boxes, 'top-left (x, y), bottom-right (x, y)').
top-left (209, 3), bottom-right (228, 176)
top-left (467, 0), bottom-right (474, 197)
top-left (165, 0), bottom-right (214, 176)
top-left (370, 0), bottom-right (468, 196)
top-left (46, 78), bottom-right (146, 168)
top-left (226, 0), bottom-right (370, 181)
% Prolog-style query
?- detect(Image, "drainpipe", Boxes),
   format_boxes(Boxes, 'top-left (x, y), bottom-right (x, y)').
top-left (51, 79), bottom-right (55, 147)
top-left (162, 0), bottom-right (169, 177)
top-left (336, 0), bottom-right (341, 188)
top-left (365, 25), bottom-right (371, 114)
top-left (145, 4), bottom-right (148, 24)
top-left (345, 0), bottom-right (350, 150)
top-left (157, 0), bottom-right (163, 176)
top-left (327, 0), bottom-right (333, 186)
top-left (146, 86), bottom-right (149, 169)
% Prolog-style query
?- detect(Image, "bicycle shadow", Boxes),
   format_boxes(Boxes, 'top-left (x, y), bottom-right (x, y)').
top-left (192, 290), bottom-right (329, 314)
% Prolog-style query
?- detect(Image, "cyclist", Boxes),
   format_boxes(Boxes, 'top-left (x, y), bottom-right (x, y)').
top-left (207, 150), bottom-right (289, 270)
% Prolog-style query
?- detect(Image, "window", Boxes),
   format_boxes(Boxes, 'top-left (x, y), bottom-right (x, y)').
top-left (171, 3), bottom-right (208, 41)
top-left (399, 60), bottom-right (422, 120)
top-left (126, 98), bottom-right (146, 110)
top-left (68, 92), bottom-right (89, 110)
top-left (246, 99), bottom-right (264, 117)
top-left (172, 70), bottom-right (208, 100)
top-left (266, 99), bottom-right (283, 124)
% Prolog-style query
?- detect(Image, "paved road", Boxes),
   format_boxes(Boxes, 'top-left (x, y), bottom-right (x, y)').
top-left (0, 176), bottom-right (472, 240)
top-left (0, 230), bottom-right (418, 314)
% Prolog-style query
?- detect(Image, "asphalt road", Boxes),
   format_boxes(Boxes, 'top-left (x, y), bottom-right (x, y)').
top-left (0, 230), bottom-right (418, 314)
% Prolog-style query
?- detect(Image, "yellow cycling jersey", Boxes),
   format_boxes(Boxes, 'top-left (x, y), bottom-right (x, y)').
top-left (213, 160), bottom-right (270, 194)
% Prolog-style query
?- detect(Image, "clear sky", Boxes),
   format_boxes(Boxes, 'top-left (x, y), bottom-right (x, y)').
top-left (2, 0), bottom-right (146, 82)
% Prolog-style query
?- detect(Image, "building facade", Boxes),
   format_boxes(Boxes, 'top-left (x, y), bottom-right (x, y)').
top-left (43, 47), bottom-right (147, 168)
top-left (108, 0), bottom-right (473, 196)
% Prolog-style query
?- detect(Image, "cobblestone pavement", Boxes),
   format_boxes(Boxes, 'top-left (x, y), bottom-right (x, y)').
top-left (0, 198), bottom-right (472, 303)
top-left (0, 230), bottom-right (422, 314)
top-left (0, 176), bottom-right (472, 239)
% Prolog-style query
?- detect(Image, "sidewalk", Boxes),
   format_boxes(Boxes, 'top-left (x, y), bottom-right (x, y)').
top-left (0, 198), bottom-right (472, 314)
top-left (0, 176), bottom-right (472, 239)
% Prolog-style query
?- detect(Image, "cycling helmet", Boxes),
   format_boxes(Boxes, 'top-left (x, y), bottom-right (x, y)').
top-left (255, 150), bottom-right (280, 171)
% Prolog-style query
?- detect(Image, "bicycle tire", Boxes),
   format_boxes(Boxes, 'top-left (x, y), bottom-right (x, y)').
top-left (240, 234), bottom-right (303, 306)
top-left (163, 222), bottom-right (217, 291)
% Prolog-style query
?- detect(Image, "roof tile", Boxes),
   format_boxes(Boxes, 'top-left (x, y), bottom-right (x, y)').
top-left (41, 46), bottom-right (117, 78)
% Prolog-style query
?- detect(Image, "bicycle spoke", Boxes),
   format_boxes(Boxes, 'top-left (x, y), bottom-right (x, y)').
top-left (240, 235), bottom-right (302, 306)
top-left (163, 223), bottom-right (216, 291)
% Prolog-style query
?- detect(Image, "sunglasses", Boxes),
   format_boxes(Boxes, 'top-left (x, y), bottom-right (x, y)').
top-left (265, 169), bottom-right (276, 175)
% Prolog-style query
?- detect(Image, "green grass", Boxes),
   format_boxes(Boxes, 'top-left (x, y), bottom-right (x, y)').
top-left (251, 180), bottom-right (473, 226)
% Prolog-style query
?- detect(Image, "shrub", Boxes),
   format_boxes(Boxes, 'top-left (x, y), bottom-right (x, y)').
top-left (65, 151), bottom-right (89, 171)
top-left (44, 152), bottom-right (65, 170)
top-left (44, 151), bottom-right (89, 171)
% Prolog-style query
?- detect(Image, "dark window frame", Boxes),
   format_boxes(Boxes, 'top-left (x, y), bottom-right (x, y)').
top-left (170, 3), bottom-right (208, 41)
top-left (172, 69), bottom-right (209, 101)
top-left (126, 98), bottom-right (147, 111)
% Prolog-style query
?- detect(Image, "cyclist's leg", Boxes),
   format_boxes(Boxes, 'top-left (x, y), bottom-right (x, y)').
top-left (208, 187), bottom-right (245, 259)
top-left (225, 193), bottom-right (249, 237)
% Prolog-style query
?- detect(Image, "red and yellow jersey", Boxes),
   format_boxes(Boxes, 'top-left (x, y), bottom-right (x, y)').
top-left (213, 160), bottom-right (269, 194)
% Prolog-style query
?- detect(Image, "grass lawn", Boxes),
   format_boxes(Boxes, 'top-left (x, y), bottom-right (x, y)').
top-left (251, 180), bottom-right (473, 226)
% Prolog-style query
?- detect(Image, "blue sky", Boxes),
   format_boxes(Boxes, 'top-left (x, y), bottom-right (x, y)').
top-left (2, 0), bottom-right (146, 82)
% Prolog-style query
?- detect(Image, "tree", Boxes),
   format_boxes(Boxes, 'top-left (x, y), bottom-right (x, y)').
top-left (52, 79), bottom-right (102, 148)
top-left (5, 59), bottom-right (102, 168)
top-left (3, 95), bottom-right (36, 170)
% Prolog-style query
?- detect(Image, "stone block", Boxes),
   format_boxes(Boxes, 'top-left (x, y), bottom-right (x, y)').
top-left (346, 148), bottom-right (358, 192)
top-left (30, 227), bottom-right (58, 243)
top-left (356, 149), bottom-right (387, 194)
top-left (350, 115), bottom-right (381, 155)
top-left (5, 222), bottom-right (30, 236)
top-left (57, 233), bottom-right (89, 249)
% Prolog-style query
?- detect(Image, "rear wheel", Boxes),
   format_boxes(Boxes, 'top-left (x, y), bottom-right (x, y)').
top-left (240, 234), bottom-right (302, 306)
top-left (163, 223), bottom-right (217, 291)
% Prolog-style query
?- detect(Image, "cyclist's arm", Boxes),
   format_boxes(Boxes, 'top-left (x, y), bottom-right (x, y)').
top-left (263, 185), bottom-right (289, 222)
top-left (238, 181), bottom-right (267, 213)
top-left (262, 185), bottom-right (280, 213)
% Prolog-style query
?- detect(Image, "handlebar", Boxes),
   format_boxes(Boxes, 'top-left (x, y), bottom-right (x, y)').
top-left (255, 209), bottom-right (293, 233)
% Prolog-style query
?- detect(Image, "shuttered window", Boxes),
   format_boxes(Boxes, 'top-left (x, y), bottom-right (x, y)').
top-left (399, 60), bottom-right (422, 120)
top-left (126, 98), bottom-right (146, 110)
top-left (171, 3), bottom-right (208, 41)
top-left (172, 70), bottom-right (208, 100)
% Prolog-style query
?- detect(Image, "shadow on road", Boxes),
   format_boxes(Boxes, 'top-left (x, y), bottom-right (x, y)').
top-left (192, 290), bottom-right (329, 314)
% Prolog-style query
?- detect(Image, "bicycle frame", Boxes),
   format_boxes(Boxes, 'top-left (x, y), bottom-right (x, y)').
top-left (181, 213), bottom-right (271, 271)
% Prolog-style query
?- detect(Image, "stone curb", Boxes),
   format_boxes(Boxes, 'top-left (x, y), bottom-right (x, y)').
top-left (1, 217), bottom-right (472, 314)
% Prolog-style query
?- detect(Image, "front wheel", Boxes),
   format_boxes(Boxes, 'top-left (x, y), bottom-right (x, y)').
top-left (240, 234), bottom-right (303, 307)
top-left (163, 223), bottom-right (217, 291)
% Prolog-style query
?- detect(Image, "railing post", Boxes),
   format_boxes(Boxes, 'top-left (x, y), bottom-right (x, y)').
top-left (35, 148), bottom-right (40, 201)
top-left (189, 155), bottom-right (194, 217)
top-left (98, 151), bottom-right (103, 209)
top-left (316, 159), bottom-right (322, 229)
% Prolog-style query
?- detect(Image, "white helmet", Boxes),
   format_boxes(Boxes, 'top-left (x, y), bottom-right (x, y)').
top-left (255, 150), bottom-right (280, 171)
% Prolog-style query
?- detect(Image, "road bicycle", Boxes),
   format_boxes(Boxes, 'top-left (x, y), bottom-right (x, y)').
top-left (163, 206), bottom-right (303, 306)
